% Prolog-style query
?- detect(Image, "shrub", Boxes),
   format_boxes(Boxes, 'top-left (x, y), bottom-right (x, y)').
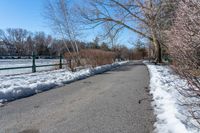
top-left (167, 0), bottom-right (200, 89)
top-left (80, 49), bottom-right (115, 67)
top-left (64, 49), bottom-right (116, 70)
top-left (167, 0), bottom-right (200, 125)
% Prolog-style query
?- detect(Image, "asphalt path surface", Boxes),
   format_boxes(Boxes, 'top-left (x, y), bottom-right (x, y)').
top-left (0, 61), bottom-right (155, 133)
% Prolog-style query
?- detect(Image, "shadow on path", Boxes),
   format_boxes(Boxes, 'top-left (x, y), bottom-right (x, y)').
top-left (113, 61), bottom-right (145, 72)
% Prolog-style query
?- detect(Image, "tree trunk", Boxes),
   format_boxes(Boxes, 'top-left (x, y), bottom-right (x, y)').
top-left (156, 40), bottom-right (162, 63)
top-left (152, 31), bottom-right (162, 63)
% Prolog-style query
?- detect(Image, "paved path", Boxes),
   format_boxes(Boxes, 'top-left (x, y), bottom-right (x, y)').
top-left (0, 61), bottom-right (155, 133)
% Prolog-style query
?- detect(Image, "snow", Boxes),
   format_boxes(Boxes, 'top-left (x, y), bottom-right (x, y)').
top-left (0, 61), bottom-right (128, 103)
top-left (144, 61), bottom-right (200, 133)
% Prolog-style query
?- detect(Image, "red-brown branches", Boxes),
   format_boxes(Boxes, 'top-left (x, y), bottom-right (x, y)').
top-left (167, 0), bottom-right (200, 125)
top-left (168, 0), bottom-right (200, 90)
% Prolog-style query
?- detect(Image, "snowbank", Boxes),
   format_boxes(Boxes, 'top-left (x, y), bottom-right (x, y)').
top-left (0, 61), bottom-right (128, 103)
top-left (144, 61), bottom-right (200, 133)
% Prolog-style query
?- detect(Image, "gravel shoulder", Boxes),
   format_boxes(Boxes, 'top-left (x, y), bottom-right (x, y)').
top-left (0, 61), bottom-right (155, 133)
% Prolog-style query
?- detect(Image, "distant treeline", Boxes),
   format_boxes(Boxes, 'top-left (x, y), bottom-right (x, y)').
top-left (0, 28), bottom-right (148, 61)
top-left (0, 29), bottom-right (113, 54)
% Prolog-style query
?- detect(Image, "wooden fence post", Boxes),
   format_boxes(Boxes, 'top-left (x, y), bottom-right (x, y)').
top-left (32, 52), bottom-right (36, 73)
top-left (68, 59), bottom-right (72, 70)
top-left (59, 54), bottom-right (62, 69)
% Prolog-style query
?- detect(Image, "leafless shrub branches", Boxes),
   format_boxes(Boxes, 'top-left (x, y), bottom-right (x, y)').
top-left (167, 0), bottom-right (200, 125)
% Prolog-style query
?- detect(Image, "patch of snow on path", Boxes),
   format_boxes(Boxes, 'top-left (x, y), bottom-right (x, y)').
top-left (144, 61), bottom-right (200, 133)
top-left (0, 61), bottom-right (128, 103)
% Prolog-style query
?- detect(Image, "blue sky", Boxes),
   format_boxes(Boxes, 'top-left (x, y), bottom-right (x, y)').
top-left (0, 0), bottom-right (50, 33)
top-left (0, 0), bottom-right (137, 47)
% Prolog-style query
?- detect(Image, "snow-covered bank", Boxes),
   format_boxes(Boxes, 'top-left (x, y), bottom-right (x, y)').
top-left (144, 61), bottom-right (200, 133)
top-left (0, 61), bottom-right (128, 103)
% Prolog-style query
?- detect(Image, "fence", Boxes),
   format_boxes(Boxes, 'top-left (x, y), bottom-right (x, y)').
top-left (0, 53), bottom-right (65, 73)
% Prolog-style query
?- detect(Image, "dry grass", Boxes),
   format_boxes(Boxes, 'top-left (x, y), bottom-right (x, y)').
top-left (80, 49), bottom-right (115, 67)
top-left (64, 49), bottom-right (116, 70)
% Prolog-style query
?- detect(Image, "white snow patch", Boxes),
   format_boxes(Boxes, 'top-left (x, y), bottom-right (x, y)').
top-left (0, 59), bottom-right (67, 75)
top-left (144, 61), bottom-right (200, 133)
top-left (0, 61), bottom-right (128, 103)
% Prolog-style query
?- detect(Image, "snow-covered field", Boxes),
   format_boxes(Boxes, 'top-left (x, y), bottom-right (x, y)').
top-left (0, 59), bottom-right (64, 76)
top-left (0, 61), bottom-right (128, 104)
top-left (144, 61), bottom-right (200, 133)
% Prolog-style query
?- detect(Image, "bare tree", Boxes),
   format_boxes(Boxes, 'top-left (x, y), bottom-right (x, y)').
top-left (102, 22), bottom-right (121, 48)
top-left (24, 35), bottom-right (34, 55)
top-left (78, 0), bottom-right (174, 63)
top-left (0, 28), bottom-right (30, 55)
top-left (33, 32), bottom-right (52, 55)
top-left (44, 0), bottom-right (80, 64)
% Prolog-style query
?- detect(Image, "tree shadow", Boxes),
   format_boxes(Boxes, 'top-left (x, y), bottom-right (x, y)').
top-left (112, 62), bottom-right (145, 72)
